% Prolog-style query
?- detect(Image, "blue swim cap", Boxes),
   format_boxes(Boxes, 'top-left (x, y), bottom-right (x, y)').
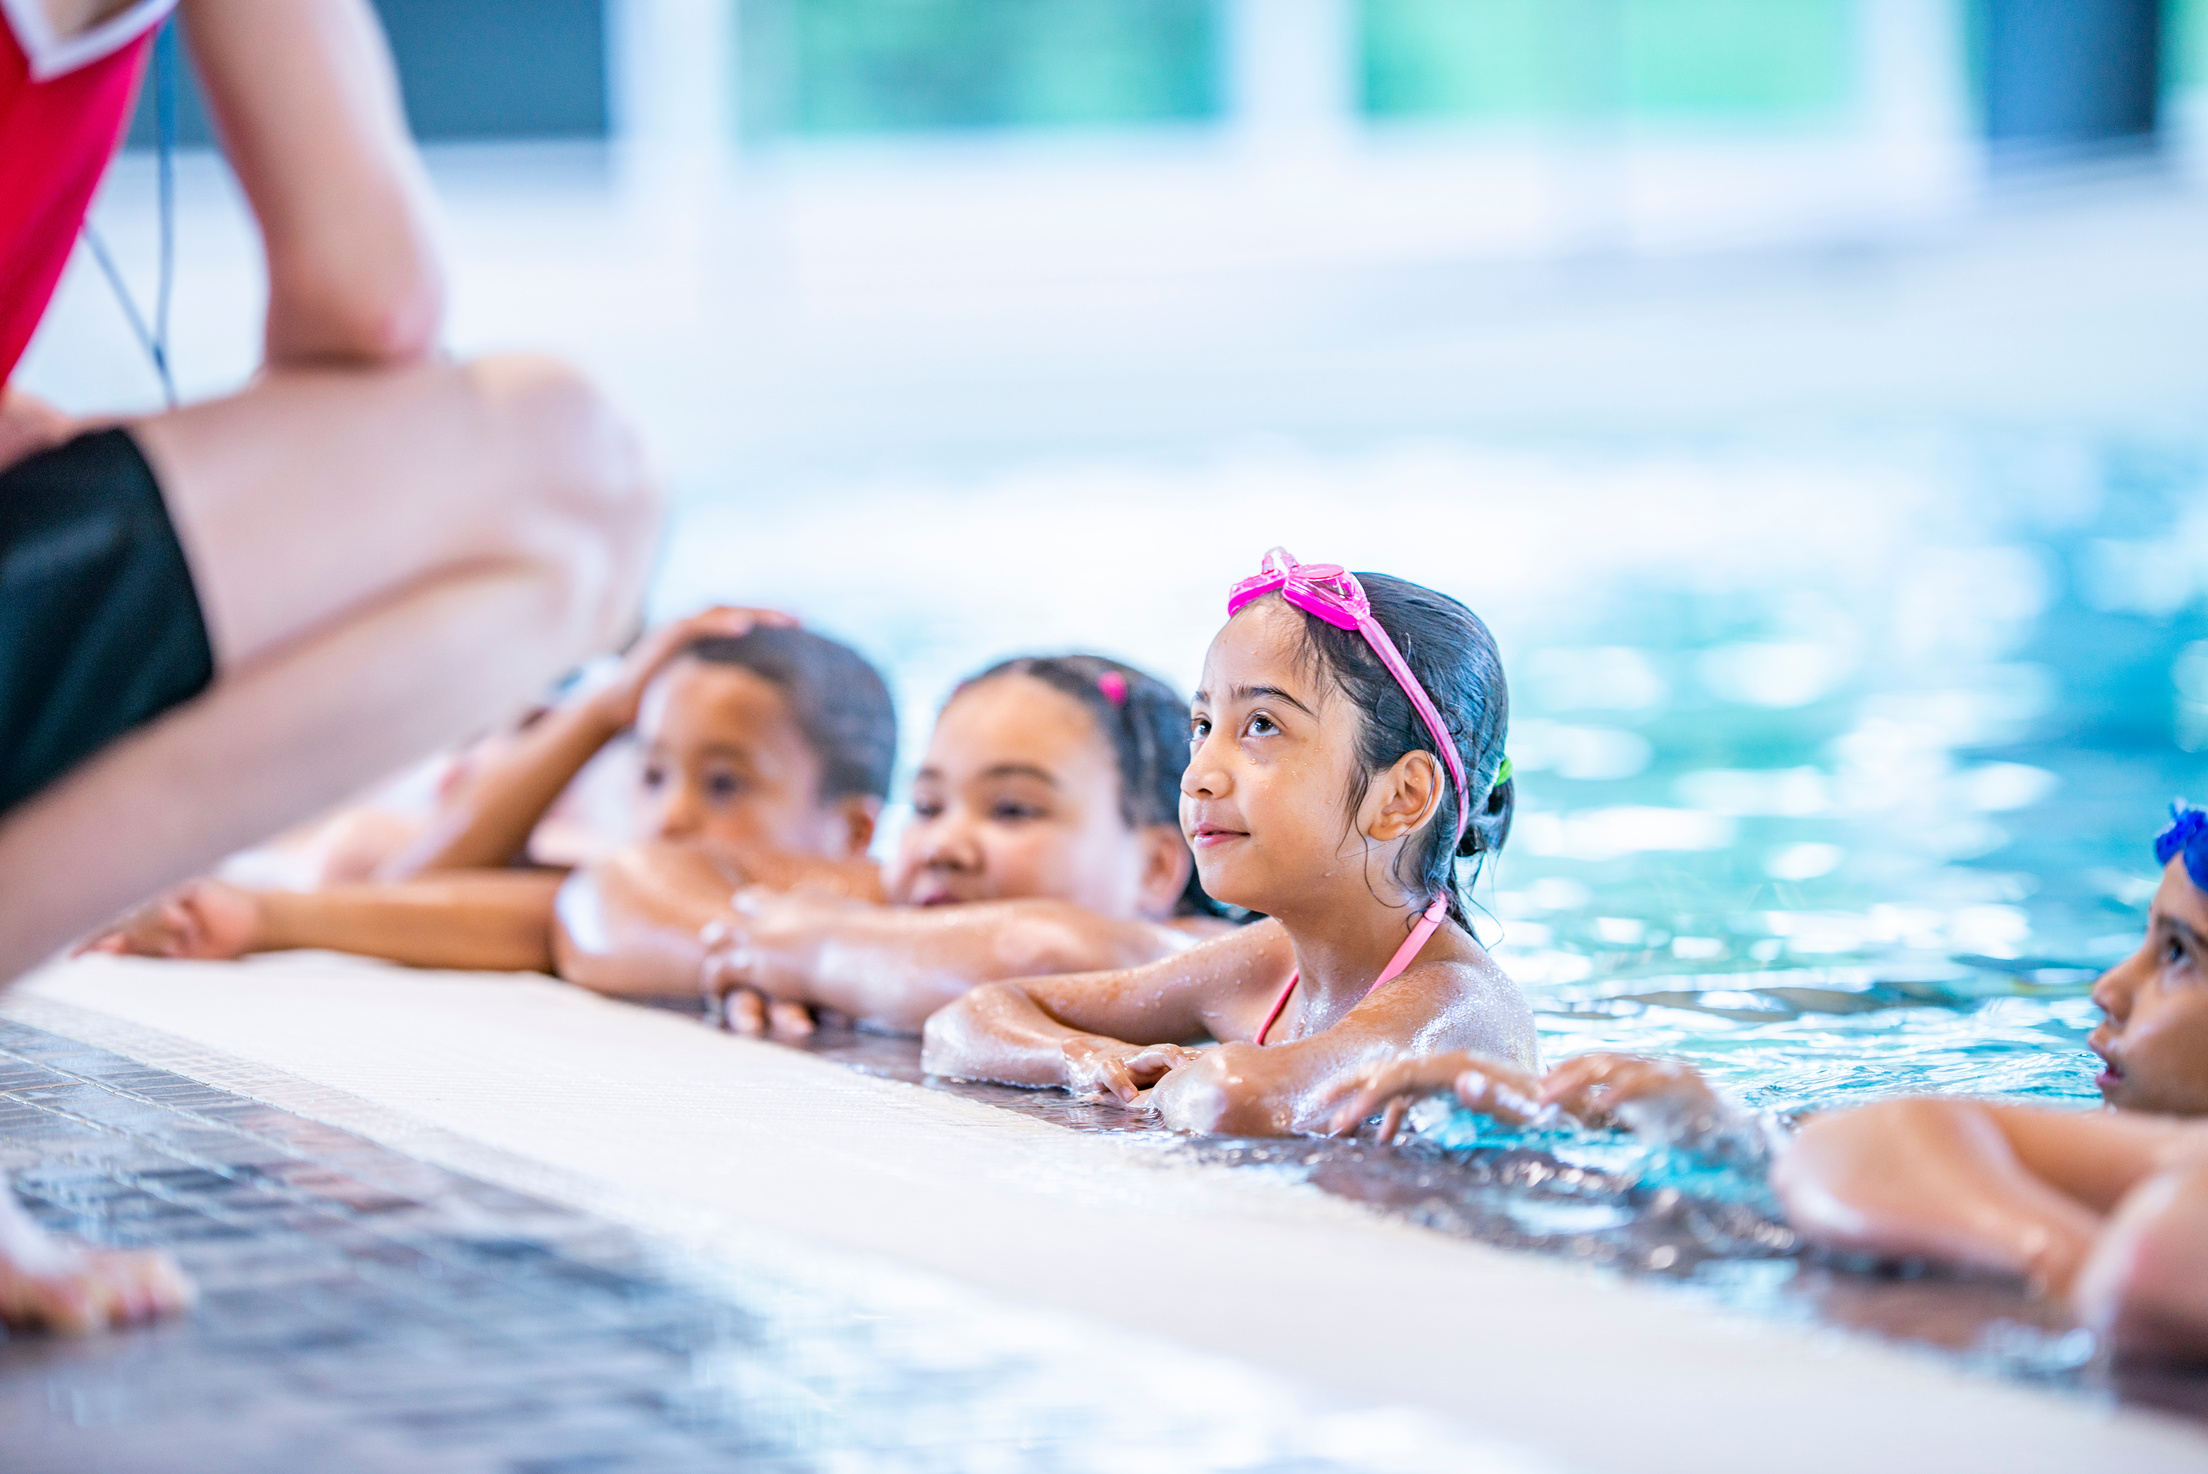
top-left (2153, 803), bottom-right (2208, 890)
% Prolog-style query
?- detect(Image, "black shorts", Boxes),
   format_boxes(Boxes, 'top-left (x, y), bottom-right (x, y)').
top-left (0, 428), bottom-right (215, 814)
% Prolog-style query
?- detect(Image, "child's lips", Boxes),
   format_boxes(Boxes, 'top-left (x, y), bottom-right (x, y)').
top-left (1188, 825), bottom-right (1247, 849)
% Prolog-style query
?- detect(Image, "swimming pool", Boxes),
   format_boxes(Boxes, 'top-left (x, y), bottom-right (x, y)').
top-left (650, 427), bottom-right (2198, 1401)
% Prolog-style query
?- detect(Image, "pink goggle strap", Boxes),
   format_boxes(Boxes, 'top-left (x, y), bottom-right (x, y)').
top-left (1226, 547), bottom-right (1470, 844)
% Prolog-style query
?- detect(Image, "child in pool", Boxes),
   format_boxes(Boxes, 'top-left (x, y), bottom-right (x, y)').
top-left (1328, 802), bottom-right (2208, 1359)
top-left (554, 654), bottom-right (1237, 1032)
top-left (84, 609), bottom-right (894, 970)
top-left (1331, 798), bottom-right (2208, 1140)
top-left (920, 549), bottom-right (1536, 1136)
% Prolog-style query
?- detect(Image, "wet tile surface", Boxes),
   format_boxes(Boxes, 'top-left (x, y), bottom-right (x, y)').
top-left (790, 1025), bottom-right (2208, 1424)
top-left (0, 1021), bottom-right (1483, 1474)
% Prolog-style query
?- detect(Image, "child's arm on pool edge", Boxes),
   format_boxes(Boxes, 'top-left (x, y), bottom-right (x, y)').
top-left (1145, 953), bottom-right (1535, 1137)
top-left (698, 894), bottom-right (1204, 1037)
top-left (83, 872), bottom-right (564, 972)
top-left (1769, 1098), bottom-right (2201, 1293)
top-left (551, 840), bottom-right (883, 1002)
top-left (920, 920), bottom-right (1293, 1097)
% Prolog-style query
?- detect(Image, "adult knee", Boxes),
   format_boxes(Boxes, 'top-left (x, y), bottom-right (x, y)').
top-left (467, 356), bottom-right (664, 659)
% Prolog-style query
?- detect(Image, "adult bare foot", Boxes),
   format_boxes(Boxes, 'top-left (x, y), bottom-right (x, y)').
top-left (0, 1188), bottom-right (195, 1334)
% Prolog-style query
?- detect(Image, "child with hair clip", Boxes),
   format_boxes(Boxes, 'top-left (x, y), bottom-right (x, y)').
top-left (556, 653), bottom-right (1237, 1034)
top-left (921, 549), bottom-right (1535, 1137)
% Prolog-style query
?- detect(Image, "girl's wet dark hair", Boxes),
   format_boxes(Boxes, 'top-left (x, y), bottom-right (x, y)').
top-left (685, 628), bottom-right (897, 801)
top-left (1282, 574), bottom-right (1511, 933)
top-left (960, 654), bottom-right (1228, 919)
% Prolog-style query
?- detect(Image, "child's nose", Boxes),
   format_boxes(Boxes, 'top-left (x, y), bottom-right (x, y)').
top-left (2092, 949), bottom-right (2145, 1021)
top-left (1181, 742), bottom-right (1226, 799)
top-left (652, 785), bottom-right (704, 840)
top-left (917, 816), bottom-right (981, 870)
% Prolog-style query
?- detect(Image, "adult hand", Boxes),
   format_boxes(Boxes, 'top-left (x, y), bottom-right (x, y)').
top-left (76, 879), bottom-right (263, 960)
top-left (0, 386), bottom-right (72, 472)
top-left (588, 606), bottom-right (797, 731)
top-left (1061, 1036), bottom-right (1202, 1105)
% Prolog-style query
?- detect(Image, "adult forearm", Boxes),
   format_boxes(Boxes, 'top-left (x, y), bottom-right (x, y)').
top-left (254, 873), bottom-right (560, 972)
top-left (184, 0), bottom-right (445, 366)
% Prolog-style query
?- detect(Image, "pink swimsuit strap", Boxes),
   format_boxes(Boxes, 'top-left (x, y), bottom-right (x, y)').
top-left (1255, 894), bottom-right (1448, 1046)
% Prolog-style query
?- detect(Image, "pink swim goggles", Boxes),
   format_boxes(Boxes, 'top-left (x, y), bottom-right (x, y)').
top-left (1228, 548), bottom-right (1471, 841)
top-left (1227, 548), bottom-right (1488, 1041)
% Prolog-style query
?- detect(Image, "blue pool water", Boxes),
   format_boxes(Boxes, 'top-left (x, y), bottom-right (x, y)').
top-left (663, 427), bottom-right (2195, 1135)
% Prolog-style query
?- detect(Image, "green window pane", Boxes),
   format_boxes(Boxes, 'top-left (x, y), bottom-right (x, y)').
top-left (2171, 0), bottom-right (2208, 92)
top-left (742, 0), bottom-right (1221, 138)
top-left (1361, 0), bottom-right (1857, 122)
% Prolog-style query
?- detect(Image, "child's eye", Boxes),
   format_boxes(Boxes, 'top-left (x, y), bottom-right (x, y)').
top-left (705, 772), bottom-right (744, 800)
top-left (641, 765), bottom-right (666, 790)
top-left (911, 799), bottom-right (944, 820)
top-left (2167, 933), bottom-right (2187, 966)
top-left (1245, 713), bottom-right (1279, 737)
top-left (992, 801), bottom-right (1045, 822)
top-left (1191, 716), bottom-right (1211, 741)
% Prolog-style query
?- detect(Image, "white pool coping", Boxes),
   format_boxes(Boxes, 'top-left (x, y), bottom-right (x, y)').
top-left (8, 952), bottom-right (2205, 1474)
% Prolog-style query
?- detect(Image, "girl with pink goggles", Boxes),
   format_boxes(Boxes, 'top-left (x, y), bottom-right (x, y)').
top-left (923, 548), bottom-right (1530, 1138)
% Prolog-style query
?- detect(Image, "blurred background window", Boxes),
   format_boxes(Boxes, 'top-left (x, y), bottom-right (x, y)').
top-left (1358, 0), bottom-right (1858, 124)
top-left (737, 0), bottom-right (1221, 137)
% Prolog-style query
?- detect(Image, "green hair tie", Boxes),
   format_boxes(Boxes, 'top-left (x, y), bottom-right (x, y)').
top-left (1494, 756), bottom-right (1513, 788)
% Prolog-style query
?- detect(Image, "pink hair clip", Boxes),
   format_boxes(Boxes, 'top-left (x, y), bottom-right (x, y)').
top-left (1096, 671), bottom-right (1129, 707)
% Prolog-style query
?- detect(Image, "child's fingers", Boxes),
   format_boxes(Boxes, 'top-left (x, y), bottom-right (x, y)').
top-left (1376, 1097), bottom-right (1410, 1145)
top-left (1100, 1058), bottom-right (1141, 1103)
top-left (766, 1000), bottom-right (816, 1040)
top-left (1455, 1067), bottom-right (1543, 1124)
top-left (725, 989), bottom-right (767, 1037)
top-left (1327, 1082), bottom-right (1391, 1136)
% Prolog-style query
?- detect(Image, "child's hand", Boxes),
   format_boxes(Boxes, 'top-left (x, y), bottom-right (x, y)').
top-left (1060, 1037), bottom-right (1202, 1104)
top-left (698, 895), bottom-right (818, 1041)
top-left (1534, 1053), bottom-right (1724, 1133)
top-left (76, 880), bottom-right (262, 961)
top-left (1327, 1052), bottom-right (1548, 1142)
top-left (589, 606), bottom-right (797, 730)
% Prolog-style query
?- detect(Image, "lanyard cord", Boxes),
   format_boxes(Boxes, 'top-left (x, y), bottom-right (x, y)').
top-left (79, 16), bottom-right (178, 409)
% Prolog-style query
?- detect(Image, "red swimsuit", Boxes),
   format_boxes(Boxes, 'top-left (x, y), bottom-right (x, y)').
top-left (0, 3), bottom-right (170, 387)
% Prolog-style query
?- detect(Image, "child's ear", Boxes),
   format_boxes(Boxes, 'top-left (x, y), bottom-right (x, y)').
top-left (1135, 823), bottom-right (1194, 921)
top-left (1365, 751), bottom-right (1444, 844)
top-left (837, 796), bottom-right (882, 859)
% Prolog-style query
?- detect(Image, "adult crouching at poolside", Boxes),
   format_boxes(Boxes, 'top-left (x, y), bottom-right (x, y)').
top-left (0, 0), bottom-right (660, 1329)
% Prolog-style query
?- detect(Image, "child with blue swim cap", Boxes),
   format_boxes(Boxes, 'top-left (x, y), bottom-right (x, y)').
top-left (1335, 801), bottom-right (2208, 1364)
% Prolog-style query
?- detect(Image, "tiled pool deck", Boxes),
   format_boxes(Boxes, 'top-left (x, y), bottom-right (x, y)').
top-left (5, 958), bottom-right (2206, 1474)
top-left (0, 1019), bottom-right (1508, 1474)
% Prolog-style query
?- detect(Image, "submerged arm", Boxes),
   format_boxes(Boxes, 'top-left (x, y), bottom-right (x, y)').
top-left (920, 920), bottom-right (1292, 1098)
top-left (702, 896), bottom-right (1197, 1036)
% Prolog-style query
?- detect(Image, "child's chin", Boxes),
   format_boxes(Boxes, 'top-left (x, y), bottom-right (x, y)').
top-left (1192, 867), bottom-right (1263, 914)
